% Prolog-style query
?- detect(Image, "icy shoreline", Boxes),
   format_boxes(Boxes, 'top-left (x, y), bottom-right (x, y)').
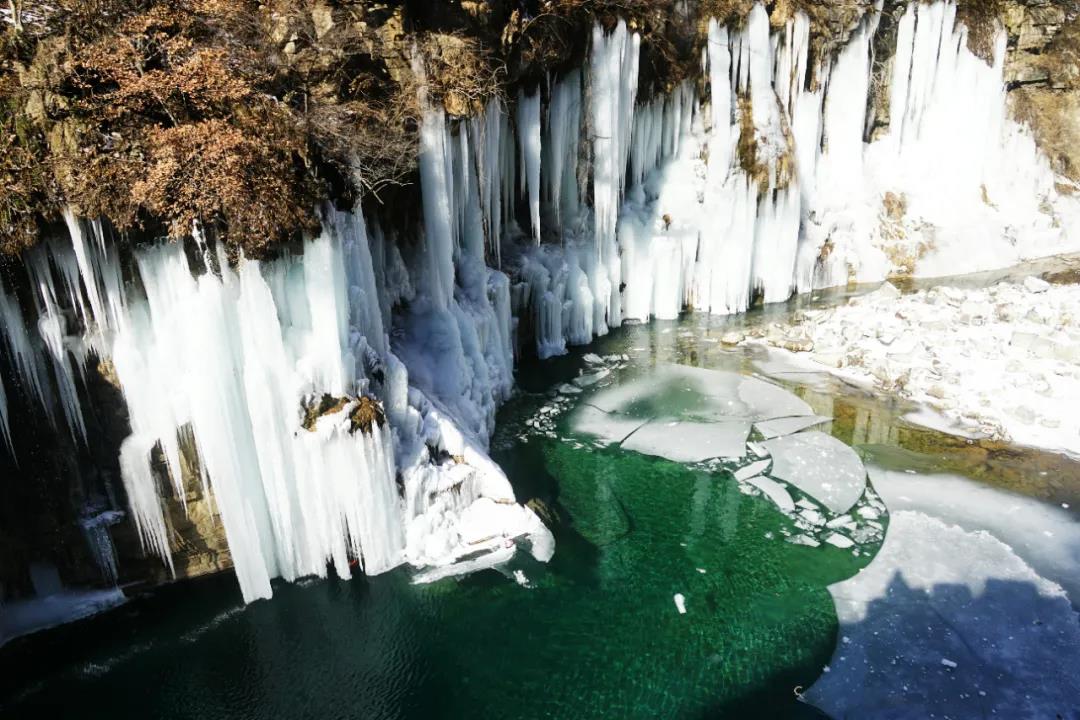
top-left (750, 277), bottom-right (1080, 458)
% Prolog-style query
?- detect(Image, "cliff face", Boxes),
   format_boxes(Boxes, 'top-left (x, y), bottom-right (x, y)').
top-left (2, 0), bottom-right (1080, 609)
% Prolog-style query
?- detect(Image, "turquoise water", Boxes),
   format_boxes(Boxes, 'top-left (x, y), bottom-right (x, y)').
top-left (2, 314), bottom-right (898, 719)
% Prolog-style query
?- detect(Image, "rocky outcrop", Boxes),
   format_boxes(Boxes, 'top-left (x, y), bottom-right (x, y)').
top-left (301, 393), bottom-right (387, 434)
top-left (1004, 3), bottom-right (1080, 183)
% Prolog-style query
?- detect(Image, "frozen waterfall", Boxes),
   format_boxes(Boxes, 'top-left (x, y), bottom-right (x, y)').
top-left (2, 0), bottom-right (1079, 603)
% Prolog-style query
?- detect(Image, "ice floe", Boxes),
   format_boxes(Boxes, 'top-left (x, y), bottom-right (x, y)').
top-left (584, 364), bottom-right (812, 421)
top-left (621, 420), bottom-right (750, 463)
top-left (742, 475), bottom-right (795, 513)
top-left (754, 415), bottom-right (832, 439)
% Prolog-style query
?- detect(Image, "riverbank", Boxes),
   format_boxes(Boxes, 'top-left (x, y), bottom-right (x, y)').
top-left (746, 272), bottom-right (1080, 459)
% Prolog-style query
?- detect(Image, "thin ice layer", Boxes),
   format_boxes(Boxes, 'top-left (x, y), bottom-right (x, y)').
top-left (587, 364), bottom-right (812, 421)
top-left (805, 511), bottom-right (1080, 718)
top-left (754, 415), bottom-right (831, 439)
top-left (571, 405), bottom-right (650, 445)
top-left (761, 431), bottom-right (866, 513)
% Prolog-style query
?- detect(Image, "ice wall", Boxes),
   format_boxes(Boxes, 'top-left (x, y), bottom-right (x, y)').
top-left (0, 197), bottom-right (546, 603)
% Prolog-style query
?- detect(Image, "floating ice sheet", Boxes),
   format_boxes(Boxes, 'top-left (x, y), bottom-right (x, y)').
top-left (761, 431), bottom-right (866, 513)
top-left (868, 465), bottom-right (1080, 602)
top-left (0, 588), bottom-right (126, 647)
top-left (805, 511), bottom-right (1080, 719)
top-left (621, 420), bottom-right (750, 463)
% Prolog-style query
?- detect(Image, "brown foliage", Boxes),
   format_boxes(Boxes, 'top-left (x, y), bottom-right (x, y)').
top-left (16, 1), bottom-right (327, 253)
top-left (133, 118), bottom-right (319, 250)
top-left (4, 0), bottom-right (422, 255)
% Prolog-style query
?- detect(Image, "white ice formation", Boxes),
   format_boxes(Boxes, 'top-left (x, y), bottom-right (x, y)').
top-left (2, 0), bottom-right (1079, 603)
top-left (0, 155), bottom-right (550, 604)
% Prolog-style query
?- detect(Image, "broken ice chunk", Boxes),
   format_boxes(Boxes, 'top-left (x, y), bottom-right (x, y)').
top-left (573, 368), bottom-right (611, 387)
top-left (754, 415), bottom-right (832, 439)
top-left (743, 475), bottom-right (795, 512)
top-left (825, 533), bottom-right (855, 549)
top-left (747, 441), bottom-right (769, 458)
top-left (856, 506), bottom-right (880, 520)
top-left (826, 514), bottom-right (857, 531)
top-left (761, 431), bottom-right (867, 514)
top-left (621, 420), bottom-right (751, 463)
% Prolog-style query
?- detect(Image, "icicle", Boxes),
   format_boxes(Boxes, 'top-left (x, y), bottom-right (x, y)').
top-left (119, 434), bottom-right (174, 576)
top-left (24, 246), bottom-right (87, 444)
top-left (80, 510), bottom-right (124, 584)
top-left (0, 368), bottom-right (10, 455)
top-left (471, 98), bottom-right (505, 264)
top-left (590, 20), bottom-right (640, 260)
top-left (0, 281), bottom-right (55, 430)
top-left (707, 20), bottom-right (734, 178)
top-left (544, 70), bottom-right (582, 232)
top-left (416, 105), bottom-right (457, 312)
top-left (517, 88), bottom-right (542, 245)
